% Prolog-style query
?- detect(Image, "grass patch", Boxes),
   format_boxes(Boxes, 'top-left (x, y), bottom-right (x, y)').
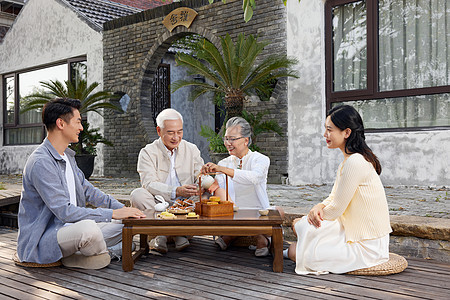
top-left (0, 183), bottom-right (5, 190)
top-left (435, 192), bottom-right (449, 202)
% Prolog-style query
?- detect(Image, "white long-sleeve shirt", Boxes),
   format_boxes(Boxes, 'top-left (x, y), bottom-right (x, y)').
top-left (163, 145), bottom-right (181, 199)
top-left (216, 150), bottom-right (270, 209)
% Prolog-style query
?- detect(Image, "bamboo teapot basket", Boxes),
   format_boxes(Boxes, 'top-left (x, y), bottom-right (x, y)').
top-left (195, 172), bottom-right (234, 217)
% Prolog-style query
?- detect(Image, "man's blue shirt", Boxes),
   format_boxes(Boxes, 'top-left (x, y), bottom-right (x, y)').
top-left (17, 138), bottom-right (124, 264)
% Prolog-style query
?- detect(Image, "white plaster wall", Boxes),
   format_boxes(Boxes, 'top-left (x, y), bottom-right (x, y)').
top-left (367, 131), bottom-right (450, 186)
top-left (0, 0), bottom-right (105, 175)
top-left (287, 0), bottom-right (331, 185)
top-left (287, 0), bottom-right (450, 187)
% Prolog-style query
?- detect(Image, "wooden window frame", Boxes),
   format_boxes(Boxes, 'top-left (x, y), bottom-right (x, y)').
top-left (325, 0), bottom-right (450, 132)
top-left (2, 56), bottom-right (87, 145)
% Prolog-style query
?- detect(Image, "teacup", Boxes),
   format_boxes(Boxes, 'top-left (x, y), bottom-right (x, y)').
top-left (258, 209), bottom-right (269, 216)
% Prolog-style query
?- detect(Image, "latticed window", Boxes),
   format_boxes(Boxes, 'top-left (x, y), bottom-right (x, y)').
top-left (325, 0), bottom-right (450, 130)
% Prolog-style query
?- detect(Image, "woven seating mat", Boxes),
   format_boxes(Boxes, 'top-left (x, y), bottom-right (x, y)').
top-left (13, 252), bottom-right (61, 268)
top-left (347, 253), bottom-right (407, 276)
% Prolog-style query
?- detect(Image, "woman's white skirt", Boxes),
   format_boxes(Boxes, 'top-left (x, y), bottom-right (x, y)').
top-left (294, 216), bottom-right (389, 275)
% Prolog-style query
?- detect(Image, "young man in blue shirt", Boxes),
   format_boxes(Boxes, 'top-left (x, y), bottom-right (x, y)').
top-left (17, 98), bottom-right (145, 269)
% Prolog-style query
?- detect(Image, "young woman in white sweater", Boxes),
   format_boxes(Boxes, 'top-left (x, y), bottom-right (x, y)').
top-left (287, 105), bottom-right (392, 275)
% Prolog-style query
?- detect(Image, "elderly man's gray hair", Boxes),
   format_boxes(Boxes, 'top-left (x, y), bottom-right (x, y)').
top-left (156, 108), bottom-right (183, 128)
top-left (226, 117), bottom-right (252, 146)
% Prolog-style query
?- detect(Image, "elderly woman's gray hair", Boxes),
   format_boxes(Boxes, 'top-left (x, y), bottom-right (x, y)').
top-left (156, 108), bottom-right (183, 128)
top-left (226, 117), bottom-right (252, 146)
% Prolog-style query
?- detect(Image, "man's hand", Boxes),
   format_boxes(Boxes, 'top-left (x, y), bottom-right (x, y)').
top-left (307, 203), bottom-right (325, 228)
top-left (176, 184), bottom-right (198, 198)
top-left (112, 207), bottom-right (146, 219)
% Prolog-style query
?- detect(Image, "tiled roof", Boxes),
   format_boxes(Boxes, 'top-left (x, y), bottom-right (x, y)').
top-left (65, 0), bottom-right (143, 28)
top-left (110, 0), bottom-right (173, 10)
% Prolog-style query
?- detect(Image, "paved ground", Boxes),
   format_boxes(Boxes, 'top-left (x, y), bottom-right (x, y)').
top-left (1, 174), bottom-right (448, 219)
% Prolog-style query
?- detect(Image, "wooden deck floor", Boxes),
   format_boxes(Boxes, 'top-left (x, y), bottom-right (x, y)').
top-left (0, 227), bottom-right (448, 299)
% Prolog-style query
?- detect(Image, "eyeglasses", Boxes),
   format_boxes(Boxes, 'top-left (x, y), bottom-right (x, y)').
top-left (223, 137), bottom-right (245, 143)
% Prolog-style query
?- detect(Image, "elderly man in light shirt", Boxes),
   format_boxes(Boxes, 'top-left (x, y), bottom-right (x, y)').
top-left (130, 108), bottom-right (203, 253)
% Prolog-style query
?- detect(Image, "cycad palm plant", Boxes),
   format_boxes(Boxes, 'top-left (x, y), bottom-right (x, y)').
top-left (21, 78), bottom-right (121, 154)
top-left (171, 33), bottom-right (299, 118)
top-left (21, 79), bottom-right (120, 116)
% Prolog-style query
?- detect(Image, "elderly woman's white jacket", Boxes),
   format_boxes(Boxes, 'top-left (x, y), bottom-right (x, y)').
top-left (217, 150), bottom-right (270, 209)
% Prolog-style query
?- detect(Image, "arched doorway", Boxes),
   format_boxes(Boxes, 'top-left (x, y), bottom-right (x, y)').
top-left (138, 29), bottom-right (220, 162)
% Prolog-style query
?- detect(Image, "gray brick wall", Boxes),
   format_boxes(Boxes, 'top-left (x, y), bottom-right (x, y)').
top-left (103, 0), bottom-right (288, 183)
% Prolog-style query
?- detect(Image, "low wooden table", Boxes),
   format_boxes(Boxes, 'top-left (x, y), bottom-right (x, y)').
top-left (122, 209), bottom-right (284, 272)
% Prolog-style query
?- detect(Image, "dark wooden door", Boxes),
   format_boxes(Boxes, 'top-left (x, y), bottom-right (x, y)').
top-left (151, 64), bottom-right (171, 125)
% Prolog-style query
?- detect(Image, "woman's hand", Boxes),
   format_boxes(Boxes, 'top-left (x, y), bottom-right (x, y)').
top-left (201, 162), bottom-right (221, 174)
top-left (201, 162), bottom-right (234, 178)
top-left (307, 204), bottom-right (325, 228)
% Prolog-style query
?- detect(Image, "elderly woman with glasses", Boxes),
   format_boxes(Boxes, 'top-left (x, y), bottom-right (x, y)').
top-left (201, 117), bottom-right (283, 257)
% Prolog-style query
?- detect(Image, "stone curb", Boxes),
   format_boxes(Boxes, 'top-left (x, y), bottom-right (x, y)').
top-left (390, 215), bottom-right (450, 241)
top-left (283, 207), bottom-right (450, 242)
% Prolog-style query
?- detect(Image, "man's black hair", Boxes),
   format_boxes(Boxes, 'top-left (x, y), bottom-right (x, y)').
top-left (42, 98), bottom-right (82, 131)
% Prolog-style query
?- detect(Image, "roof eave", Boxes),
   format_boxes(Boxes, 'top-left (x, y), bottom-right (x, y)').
top-left (57, 0), bottom-right (103, 32)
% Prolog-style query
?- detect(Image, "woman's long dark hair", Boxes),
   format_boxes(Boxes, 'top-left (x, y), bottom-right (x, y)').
top-left (327, 105), bottom-right (382, 175)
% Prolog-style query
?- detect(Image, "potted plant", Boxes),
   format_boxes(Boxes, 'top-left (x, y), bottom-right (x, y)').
top-left (21, 78), bottom-right (121, 179)
top-left (198, 125), bottom-right (228, 163)
top-left (199, 109), bottom-right (284, 162)
top-left (71, 122), bottom-right (114, 179)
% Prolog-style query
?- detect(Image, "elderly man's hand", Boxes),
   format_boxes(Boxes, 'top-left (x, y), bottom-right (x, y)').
top-left (176, 184), bottom-right (198, 198)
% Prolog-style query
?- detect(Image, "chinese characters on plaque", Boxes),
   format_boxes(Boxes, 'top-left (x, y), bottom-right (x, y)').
top-left (162, 7), bottom-right (198, 32)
